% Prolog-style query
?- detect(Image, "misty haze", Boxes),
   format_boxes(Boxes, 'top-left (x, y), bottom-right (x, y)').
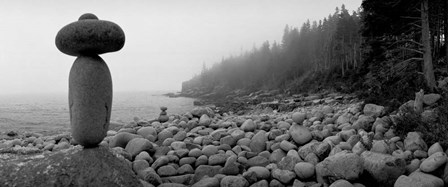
top-left (3, 1), bottom-right (448, 187)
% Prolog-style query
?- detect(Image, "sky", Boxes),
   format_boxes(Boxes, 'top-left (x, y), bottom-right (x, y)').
top-left (0, 0), bottom-right (362, 95)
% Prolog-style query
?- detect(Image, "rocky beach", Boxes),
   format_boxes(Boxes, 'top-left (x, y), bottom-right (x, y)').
top-left (0, 91), bottom-right (447, 187)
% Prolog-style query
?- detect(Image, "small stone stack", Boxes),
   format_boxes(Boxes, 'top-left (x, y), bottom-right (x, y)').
top-left (55, 13), bottom-right (125, 148)
top-left (159, 107), bottom-right (169, 123)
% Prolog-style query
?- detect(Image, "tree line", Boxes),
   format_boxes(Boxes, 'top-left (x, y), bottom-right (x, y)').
top-left (182, 0), bottom-right (448, 107)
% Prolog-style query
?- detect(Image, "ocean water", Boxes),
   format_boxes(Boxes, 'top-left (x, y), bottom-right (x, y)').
top-left (0, 91), bottom-right (195, 134)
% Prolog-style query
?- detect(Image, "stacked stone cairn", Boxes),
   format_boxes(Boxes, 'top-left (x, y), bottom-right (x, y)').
top-left (55, 13), bottom-right (125, 147)
top-left (159, 107), bottom-right (170, 123)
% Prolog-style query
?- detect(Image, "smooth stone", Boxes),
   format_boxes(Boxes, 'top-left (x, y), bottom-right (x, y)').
top-left (125, 138), bottom-right (153, 158)
top-left (361, 151), bottom-right (406, 186)
top-left (423, 93), bottom-right (441, 105)
top-left (248, 166), bottom-right (270, 180)
top-left (292, 112), bottom-right (306, 124)
top-left (202, 145), bottom-right (218, 157)
top-left (171, 141), bottom-right (186, 150)
top-left (269, 179), bottom-right (284, 187)
top-left (135, 151), bottom-right (151, 162)
top-left (188, 148), bottom-right (203, 158)
top-left (249, 130), bottom-right (267, 154)
top-left (138, 167), bottom-right (162, 186)
top-left (409, 171), bottom-right (443, 187)
top-left (221, 155), bottom-right (241, 175)
top-left (179, 157), bottom-right (196, 166)
top-left (132, 159), bottom-right (149, 172)
top-left (157, 165), bottom-right (177, 177)
top-left (193, 165), bottom-right (222, 182)
top-left (271, 169), bottom-right (296, 184)
top-left (290, 124), bottom-right (312, 145)
top-left (208, 154), bottom-right (228, 165)
top-left (195, 155), bottom-right (208, 167)
top-left (56, 16), bottom-right (125, 56)
top-left (241, 119), bottom-right (257, 132)
top-left (151, 156), bottom-right (170, 170)
top-left (371, 140), bottom-right (390, 154)
top-left (247, 156), bottom-right (269, 167)
top-left (270, 149), bottom-right (286, 163)
top-left (137, 127), bottom-right (157, 139)
top-left (160, 174), bottom-right (195, 186)
top-left (420, 152), bottom-right (447, 173)
top-left (158, 130), bottom-right (174, 143)
top-left (329, 179), bottom-right (353, 187)
top-left (199, 114), bottom-right (212, 127)
top-left (294, 162), bottom-right (315, 179)
top-left (69, 55), bottom-right (112, 147)
top-left (250, 180), bottom-right (269, 187)
top-left (221, 176), bottom-right (249, 187)
top-left (428, 142), bottom-right (444, 156)
top-left (192, 177), bottom-right (220, 187)
top-left (279, 140), bottom-right (297, 151)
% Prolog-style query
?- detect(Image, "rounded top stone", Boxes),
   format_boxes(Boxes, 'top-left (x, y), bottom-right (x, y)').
top-left (55, 13), bottom-right (125, 56)
top-left (78, 13), bottom-right (98, 20)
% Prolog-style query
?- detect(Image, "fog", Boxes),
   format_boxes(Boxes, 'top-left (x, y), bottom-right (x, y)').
top-left (0, 0), bottom-right (361, 95)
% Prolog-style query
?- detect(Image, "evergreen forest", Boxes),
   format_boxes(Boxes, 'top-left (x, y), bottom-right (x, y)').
top-left (182, 0), bottom-right (448, 109)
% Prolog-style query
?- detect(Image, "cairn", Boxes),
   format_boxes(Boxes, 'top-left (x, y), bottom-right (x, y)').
top-left (55, 13), bottom-right (125, 147)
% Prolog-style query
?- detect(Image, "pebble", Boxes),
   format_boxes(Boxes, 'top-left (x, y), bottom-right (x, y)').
top-left (249, 130), bottom-right (267, 153)
top-left (241, 119), bottom-right (256, 132)
top-left (271, 169), bottom-right (296, 184)
top-left (125, 138), bottom-right (153, 158)
top-left (292, 112), bottom-right (306, 124)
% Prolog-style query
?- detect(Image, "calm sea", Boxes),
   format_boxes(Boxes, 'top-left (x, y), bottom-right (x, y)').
top-left (0, 91), bottom-right (195, 134)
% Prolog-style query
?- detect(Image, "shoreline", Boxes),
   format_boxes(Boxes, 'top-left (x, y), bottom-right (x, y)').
top-left (1, 92), bottom-right (447, 187)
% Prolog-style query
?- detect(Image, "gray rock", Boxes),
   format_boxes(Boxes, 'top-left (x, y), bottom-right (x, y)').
top-left (220, 176), bottom-right (249, 187)
top-left (199, 114), bottom-right (212, 127)
top-left (315, 151), bottom-right (363, 184)
top-left (271, 169), bottom-right (296, 184)
top-left (278, 156), bottom-right (301, 171)
top-left (249, 130), bottom-right (267, 153)
top-left (420, 152), bottom-right (447, 173)
top-left (191, 107), bottom-right (214, 118)
top-left (0, 146), bottom-right (141, 187)
top-left (294, 162), bottom-right (315, 179)
top-left (329, 179), bottom-right (353, 187)
top-left (361, 151), bottom-right (405, 186)
top-left (202, 145), bottom-right (218, 157)
top-left (157, 165), bottom-right (177, 177)
top-left (161, 174), bottom-right (195, 186)
top-left (193, 165), bottom-right (222, 182)
top-left (247, 156), bottom-right (269, 167)
top-left (125, 138), bottom-right (153, 158)
top-left (408, 171), bottom-right (443, 187)
top-left (290, 124), bottom-right (312, 145)
top-left (241, 119), bottom-right (257, 132)
top-left (137, 127), bottom-right (157, 139)
top-left (192, 177), bottom-right (220, 187)
top-left (363, 104), bottom-right (385, 117)
top-left (222, 155), bottom-right (241, 175)
top-left (248, 166), bottom-right (270, 180)
top-left (423, 93), bottom-right (441, 105)
top-left (208, 154), bottom-right (228, 165)
top-left (68, 55), bottom-right (112, 147)
top-left (55, 14), bottom-right (125, 56)
top-left (138, 167), bottom-right (162, 186)
top-left (250, 180), bottom-right (269, 187)
top-left (292, 112), bottom-right (306, 124)
top-left (351, 115), bottom-right (375, 131)
top-left (404, 132), bottom-right (427, 152)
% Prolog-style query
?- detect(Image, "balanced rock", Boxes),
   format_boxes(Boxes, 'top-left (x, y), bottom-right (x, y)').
top-left (55, 13), bottom-right (125, 56)
top-left (158, 107), bottom-right (169, 123)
